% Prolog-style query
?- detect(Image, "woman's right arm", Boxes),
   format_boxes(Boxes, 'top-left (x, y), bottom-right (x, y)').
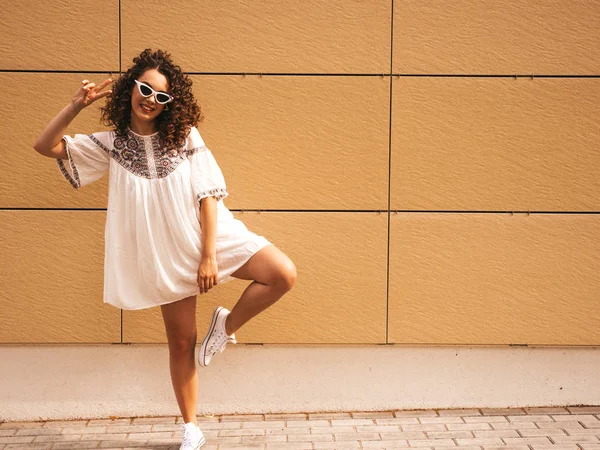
top-left (33, 78), bottom-right (113, 160)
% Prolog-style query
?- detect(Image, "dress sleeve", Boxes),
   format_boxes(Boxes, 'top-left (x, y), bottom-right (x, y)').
top-left (187, 127), bottom-right (229, 206)
top-left (57, 132), bottom-right (110, 189)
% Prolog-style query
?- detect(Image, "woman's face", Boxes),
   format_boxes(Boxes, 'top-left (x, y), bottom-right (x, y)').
top-left (130, 68), bottom-right (170, 124)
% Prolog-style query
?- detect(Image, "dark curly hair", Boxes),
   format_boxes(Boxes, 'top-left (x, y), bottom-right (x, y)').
top-left (101, 48), bottom-right (202, 151)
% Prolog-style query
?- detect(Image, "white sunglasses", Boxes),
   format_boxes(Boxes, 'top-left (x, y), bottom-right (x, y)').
top-left (134, 79), bottom-right (174, 104)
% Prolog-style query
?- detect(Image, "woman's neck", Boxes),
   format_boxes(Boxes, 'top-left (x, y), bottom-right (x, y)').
top-left (129, 117), bottom-right (157, 136)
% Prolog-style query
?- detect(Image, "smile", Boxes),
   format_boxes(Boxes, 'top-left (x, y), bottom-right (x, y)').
top-left (140, 104), bottom-right (155, 113)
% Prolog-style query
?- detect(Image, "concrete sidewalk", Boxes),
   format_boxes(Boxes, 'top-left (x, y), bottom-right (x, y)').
top-left (0, 407), bottom-right (599, 450)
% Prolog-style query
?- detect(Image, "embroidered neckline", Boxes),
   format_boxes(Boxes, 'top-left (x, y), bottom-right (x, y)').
top-left (86, 132), bottom-right (202, 180)
top-left (126, 127), bottom-right (159, 138)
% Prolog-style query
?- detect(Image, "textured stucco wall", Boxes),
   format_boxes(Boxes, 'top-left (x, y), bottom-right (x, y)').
top-left (1, 0), bottom-right (599, 345)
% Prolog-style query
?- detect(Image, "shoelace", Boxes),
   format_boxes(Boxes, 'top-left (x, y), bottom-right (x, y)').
top-left (181, 425), bottom-right (197, 447)
top-left (208, 329), bottom-right (234, 355)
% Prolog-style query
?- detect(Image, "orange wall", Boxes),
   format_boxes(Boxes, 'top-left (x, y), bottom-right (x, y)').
top-left (1, 0), bottom-right (599, 344)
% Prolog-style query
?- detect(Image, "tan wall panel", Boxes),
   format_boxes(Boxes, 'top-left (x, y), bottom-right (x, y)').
top-left (0, 211), bottom-right (119, 343)
top-left (121, 0), bottom-right (390, 73)
top-left (194, 76), bottom-right (389, 210)
top-left (5, 74), bottom-right (389, 210)
top-left (393, 0), bottom-right (600, 74)
top-left (389, 213), bottom-right (600, 345)
top-left (123, 212), bottom-right (388, 344)
top-left (391, 78), bottom-right (600, 211)
top-left (1, 73), bottom-right (111, 208)
top-left (0, 1), bottom-right (119, 71)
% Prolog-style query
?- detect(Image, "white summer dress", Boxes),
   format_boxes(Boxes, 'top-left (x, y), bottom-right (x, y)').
top-left (58, 126), bottom-right (271, 310)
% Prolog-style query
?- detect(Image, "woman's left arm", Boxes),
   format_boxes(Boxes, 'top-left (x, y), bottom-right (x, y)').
top-left (198, 196), bottom-right (218, 294)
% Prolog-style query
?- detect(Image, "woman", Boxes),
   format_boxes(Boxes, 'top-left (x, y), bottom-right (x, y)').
top-left (33, 48), bottom-right (297, 450)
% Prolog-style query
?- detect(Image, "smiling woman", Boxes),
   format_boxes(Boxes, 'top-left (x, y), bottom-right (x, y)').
top-left (31, 48), bottom-right (296, 450)
top-left (100, 49), bottom-right (201, 152)
top-left (130, 73), bottom-right (170, 129)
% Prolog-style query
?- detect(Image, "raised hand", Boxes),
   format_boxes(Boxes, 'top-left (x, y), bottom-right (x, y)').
top-left (72, 78), bottom-right (113, 109)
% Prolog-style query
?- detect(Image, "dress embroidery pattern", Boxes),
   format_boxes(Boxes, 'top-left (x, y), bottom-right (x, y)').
top-left (197, 188), bottom-right (228, 205)
top-left (58, 137), bottom-right (81, 189)
top-left (87, 131), bottom-right (198, 179)
top-left (59, 130), bottom-right (229, 202)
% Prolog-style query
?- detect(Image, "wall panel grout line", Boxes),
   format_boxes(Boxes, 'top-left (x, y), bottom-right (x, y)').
top-left (386, 0), bottom-right (394, 345)
top-left (1, 69), bottom-right (599, 78)
top-left (3, 208), bottom-right (600, 214)
top-left (118, 0), bottom-right (123, 345)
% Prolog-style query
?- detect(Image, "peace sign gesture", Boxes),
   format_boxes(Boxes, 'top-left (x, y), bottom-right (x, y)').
top-left (72, 78), bottom-right (113, 109)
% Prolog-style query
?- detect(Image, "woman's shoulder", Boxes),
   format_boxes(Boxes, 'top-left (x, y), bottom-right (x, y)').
top-left (64, 129), bottom-right (114, 154)
top-left (186, 126), bottom-right (207, 152)
top-left (87, 130), bottom-right (115, 152)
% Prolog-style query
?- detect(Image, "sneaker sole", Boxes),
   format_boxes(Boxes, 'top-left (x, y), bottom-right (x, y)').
top-left (199, 306), bottom-right (224, 367)
top-left (197, 435), bottom-right (206, 448)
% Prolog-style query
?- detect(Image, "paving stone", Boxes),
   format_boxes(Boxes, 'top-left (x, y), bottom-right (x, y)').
top-left (418, 416), bottom-right (465, 424)
top-left (4, 444), bottom-right (53, 449)
top-left (480, 408), bottom-right (526, 416)
top-left (426, 430), bottom-right (474, 439)
top-left (266, 444), bottom-right (312, 450)
top-left (398, 423), bottom-right (445, 432)
top-left (31, 435), bottom-right (80, 443)
top-left (436, 408), bottom-right (482, 416)
top-left (241, 434), bottom-right (287, 443)
top-left (132, 417), bottom-right (177, 424)
top-left (287, 420), bottom-right (330, 428)
top-left (0, 437), bottom-right (35, 444)
top-left (568, 407), bottom-right (600, 414)
top-left (44, 421), bottom-right (89, 428)
top-left (312, 426), bottom-right (354, 433)
top-left (446, 422), bottom-right (493, 431)
top-left (394, 410), bottom-right (438, 418)
top-left (313, 442), bottom-right (361, 449)
top-left (88, 418), bottom-right (132, 426)
top-left (219, 428), bottom-right (266, 437)
top-left (127, 431), bottom-right (174, 440)
top-left (379, 431), bottom-right (427, 440)
top-left (331, 419), bottom-right (375, 426)
top-left (334, 432), bottom-right (381, 441)
top-left (14, 429), bottom-right (62, 436)
top-left (288, 433), bottom-right (333, 442)
top-left (264, 413), bottom-right (307, 421)
top-left (507, 415), bottom-right (555, 422)
top-left (0, 422), bottom-right (45, 429)
top-left (524, 407), bottom-right (570, 415)
top-left (464, 415), bottom-right (508, 423)
top-left (408, 437), bottom-right (455, 447)
top-left (308, 413), bottom-right (352, 420)
top-left (374, 418), bottom-right (420, 426)
top-left (351, 412), bottom-right (395, 419)
top-left (472, 429), bottom-right (520, 438)
top-left (3, 409), bottom-right (598, 449)
top-left (491, 421), bottom-right (537, 429)
top-left (242, 421), bottom-right (284, 429)
top-left (530, 446), bottom-right (579, 450)
top-left (362, 440), bottom-right (407, 448)
top-left (482, 446), bottom-right (530, 450)
top-left (221, 415), bottom-right (265, 422)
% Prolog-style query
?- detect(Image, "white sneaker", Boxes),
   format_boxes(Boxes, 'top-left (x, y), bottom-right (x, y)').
top-left (179, 422), bottom-right (206, 450)
top-left (198, 306), bottom-right (237, 367)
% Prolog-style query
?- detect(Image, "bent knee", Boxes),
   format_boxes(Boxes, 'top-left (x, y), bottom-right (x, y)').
top-left (274, 261), bottom-right (297, 291)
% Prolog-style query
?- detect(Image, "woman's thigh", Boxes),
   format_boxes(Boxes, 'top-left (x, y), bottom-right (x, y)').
top-left (230, 244), bottom-right (296, 285)
top-left (160, 295), bottom-right (197, 343)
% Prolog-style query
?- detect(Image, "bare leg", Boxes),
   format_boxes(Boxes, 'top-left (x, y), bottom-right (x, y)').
top-left (227, 244), bottom-right (297, 335)
top-left (160, 295), bottom-right (198, 425)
